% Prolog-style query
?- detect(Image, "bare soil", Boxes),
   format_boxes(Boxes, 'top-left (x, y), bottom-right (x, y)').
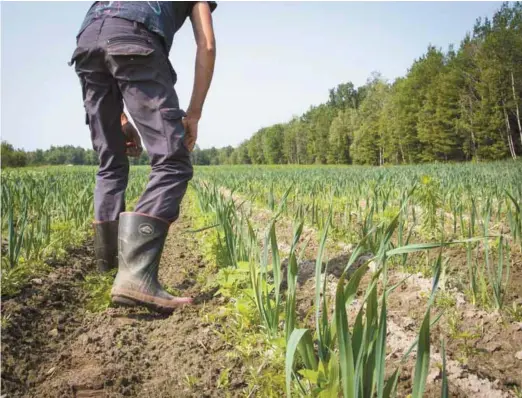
top-left (1, 209), bottom-right (247, 398)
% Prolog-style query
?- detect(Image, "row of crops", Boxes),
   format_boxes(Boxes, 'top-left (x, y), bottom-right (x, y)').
top-left (193, 180), bottom-right (447, 396)
top-left (194, 162), bottom-right (522, 243)
top-left (193, 162), bottom-right (522, 309)
top-left (190, 161), bottom-right (522, 396)
top-left (0, 166), bottom-right (151, 296)
top-left (2, 161), bottom-right (521, 396)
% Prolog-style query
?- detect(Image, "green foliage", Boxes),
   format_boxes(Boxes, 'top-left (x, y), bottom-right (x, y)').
top-left (283, 209), bottom-right (450, 397)
top-left (1, 141), bottom-right (28, 168)
top-left (351, 74), bottom-right (389, 166)
top-left (83, 270), bottom-right (117, 312)
top-left (1, 166), bottom-right (149, 296)
top-left (191, 161), bottom-right (519, 395)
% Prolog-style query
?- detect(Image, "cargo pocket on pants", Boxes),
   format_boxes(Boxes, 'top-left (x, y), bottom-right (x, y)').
top-left (68, 46), bottom-right (89, 67)
top-left (160, 108), bottom-right (188, 156)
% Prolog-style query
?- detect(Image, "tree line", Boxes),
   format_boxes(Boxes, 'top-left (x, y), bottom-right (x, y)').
top-left (194, 2), bottom-right (522, 166)
top-left (2, 3), bottom-right (521, 168)
top-left (0, 142), bottom-right (150, 168)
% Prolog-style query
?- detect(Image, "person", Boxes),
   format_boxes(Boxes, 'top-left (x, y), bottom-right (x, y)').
top-left (69, 1), bottom-right (217, 314)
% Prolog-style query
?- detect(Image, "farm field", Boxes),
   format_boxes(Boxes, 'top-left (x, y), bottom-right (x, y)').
top-left (1, 161), bottom-right (522, 397)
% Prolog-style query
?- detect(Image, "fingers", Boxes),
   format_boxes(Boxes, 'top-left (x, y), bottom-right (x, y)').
top-left (185, 137), bottom-right (196, 152)
top-left (125, 141), bottom-right (143, 158)
top-left (184, 135), bottom-right (193, 152)
top-left (122, 124), bottom-right (143, 158)
top-left (126, 148), bottom-right (140, 158)
top-left (182, 118), bottom-right (195, 152)
top-left (184, 130), bottom-right (197, 152)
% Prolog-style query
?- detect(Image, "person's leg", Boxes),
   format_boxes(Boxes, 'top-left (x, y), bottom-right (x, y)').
top-left (104, 22), bottom-right (193, 224)
top-left (71, 19), bottom-right (129, 271)
top-left (73, 19), bottom-right (130, 223)
top-left (95, 18), bottom-right (193, 312)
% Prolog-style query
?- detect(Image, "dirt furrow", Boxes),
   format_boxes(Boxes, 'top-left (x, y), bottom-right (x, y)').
top-left (1, 208), bottom-right (246, 398)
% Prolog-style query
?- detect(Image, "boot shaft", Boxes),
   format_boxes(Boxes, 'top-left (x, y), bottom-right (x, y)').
top-left (94, 220), bottom-right (119, 272)
top-left (115, 212), bottom-right (170, 290)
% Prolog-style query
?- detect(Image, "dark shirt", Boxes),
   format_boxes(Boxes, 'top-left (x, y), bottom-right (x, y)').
top-left (78, 1), bottom-right (217, 53)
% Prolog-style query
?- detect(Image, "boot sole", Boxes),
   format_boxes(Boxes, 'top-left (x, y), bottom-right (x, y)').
top-left (111, 288), bottom-right (193, 315)
top-left (111, 295), bottom-right (138, 307)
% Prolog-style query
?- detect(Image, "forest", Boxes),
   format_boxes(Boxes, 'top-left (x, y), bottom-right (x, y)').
top-left (2, 3), bottom-right (521, 168)
top-left (194, 2), bottom-right (522, 166)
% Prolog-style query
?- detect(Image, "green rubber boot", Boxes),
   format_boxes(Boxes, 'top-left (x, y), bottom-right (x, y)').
top-left (93, 220), bottom-right (119, 272)
top-left (111, 212), bottom-right (193, 314)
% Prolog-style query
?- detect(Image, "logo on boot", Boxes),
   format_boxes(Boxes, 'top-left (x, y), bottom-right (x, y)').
top-left (138, 223), bottom-right (154, 235)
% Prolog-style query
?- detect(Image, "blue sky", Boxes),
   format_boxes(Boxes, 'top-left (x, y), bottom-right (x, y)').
top-left (1, 1), bottom-right (503, 151)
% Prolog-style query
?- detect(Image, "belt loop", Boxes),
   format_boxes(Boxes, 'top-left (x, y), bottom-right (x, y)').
top-left (133, 21), bottom-right (140, 34)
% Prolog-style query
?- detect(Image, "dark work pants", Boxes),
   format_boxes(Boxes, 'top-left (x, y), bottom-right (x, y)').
top-left (70, 17), bottom-right (193, 223)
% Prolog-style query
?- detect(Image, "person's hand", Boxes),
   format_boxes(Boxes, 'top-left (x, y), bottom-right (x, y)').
top-left (182, 116), bottom-right (199, 152)
top-left (122, 121), bottom-right (143, 158)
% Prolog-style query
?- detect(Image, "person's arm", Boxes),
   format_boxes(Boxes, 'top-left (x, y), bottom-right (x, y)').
top-left (183, 1), bottom-right (216, 151)
top-left (187, 1), bottom-right (216, 120)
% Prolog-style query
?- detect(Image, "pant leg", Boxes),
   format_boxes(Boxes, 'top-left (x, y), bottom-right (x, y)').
top-left (72, 19), bottom-right (129, 222)
top-left (98, 18), bottom-right (193, 223)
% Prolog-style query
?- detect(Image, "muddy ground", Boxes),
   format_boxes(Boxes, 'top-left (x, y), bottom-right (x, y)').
top-left (1, 209), bottom-right (246, 398)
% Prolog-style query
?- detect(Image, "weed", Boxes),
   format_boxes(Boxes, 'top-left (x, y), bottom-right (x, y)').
top-left (83, 270), bottom-right (116, 312)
